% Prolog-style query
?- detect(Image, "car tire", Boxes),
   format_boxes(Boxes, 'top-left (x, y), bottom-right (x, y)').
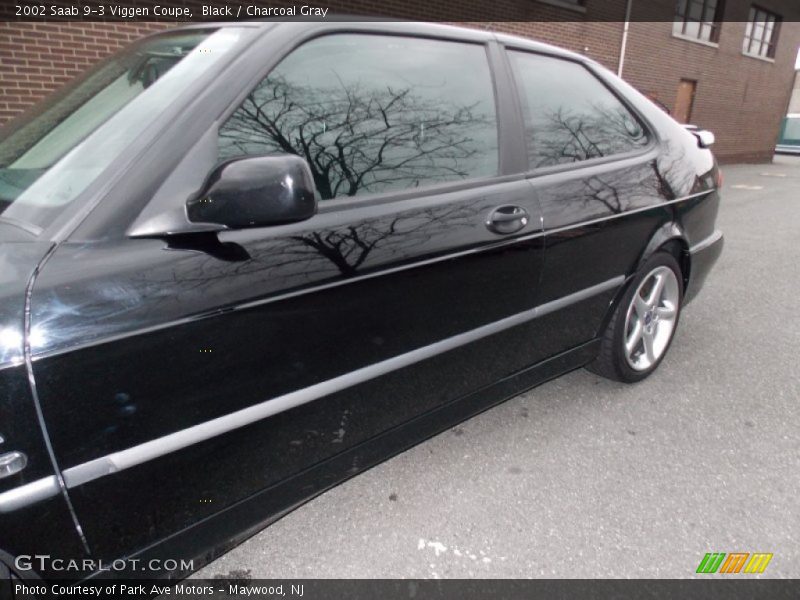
top-left (587, 251), bottom-right (684, 383)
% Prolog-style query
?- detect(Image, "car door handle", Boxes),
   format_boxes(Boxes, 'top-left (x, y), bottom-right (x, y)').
top-left (486, 205), bottom-right (530, 235)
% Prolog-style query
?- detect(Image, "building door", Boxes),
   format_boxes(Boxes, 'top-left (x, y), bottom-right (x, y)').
top-left (674, 79), bottom-right (697, 124)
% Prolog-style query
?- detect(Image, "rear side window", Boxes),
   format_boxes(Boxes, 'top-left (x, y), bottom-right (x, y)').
top-left (508, 51), bottom-right (648, 169)
top-left (218, 34), bottom-right (499, 200)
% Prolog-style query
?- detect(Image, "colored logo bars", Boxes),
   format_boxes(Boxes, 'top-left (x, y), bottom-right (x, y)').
top-left (696, 552), bottom-right (773, 574)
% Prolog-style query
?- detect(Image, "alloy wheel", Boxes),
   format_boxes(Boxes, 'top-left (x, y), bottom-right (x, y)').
top-left (623, 265), bottom-right (680, 371)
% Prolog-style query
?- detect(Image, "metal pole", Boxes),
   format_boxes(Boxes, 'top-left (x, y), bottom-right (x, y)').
top-left (618, 0), bottom-right (634, 77)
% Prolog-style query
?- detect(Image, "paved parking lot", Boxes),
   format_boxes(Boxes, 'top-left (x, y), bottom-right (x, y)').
top-left (195, 156), bottom-right (800, 579)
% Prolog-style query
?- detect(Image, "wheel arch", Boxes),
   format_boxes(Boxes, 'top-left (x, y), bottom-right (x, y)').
top-left (638, 221), bottom-right (691, 292)
top-left (595, 222), bottom-right (690, 340)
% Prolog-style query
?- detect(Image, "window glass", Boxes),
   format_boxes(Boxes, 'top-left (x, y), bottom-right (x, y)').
top-left (783, 117), bottom-right (800, 141)
top-left (509, 52), bottom-right (648, 169)
top-left (0, 28), bottom-right (243, 231)
top-left (218, 35), bottom-right (498, 200)
top-left (673, 0), bottom-right (724, 43)
top-left (743, 6), bottom-right (781, 58)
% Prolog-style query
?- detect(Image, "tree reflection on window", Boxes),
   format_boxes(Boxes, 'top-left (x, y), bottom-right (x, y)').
top-left (510, 52), bottom-right (648, 169)
top-left (218, 35), bottom-right (498, 200)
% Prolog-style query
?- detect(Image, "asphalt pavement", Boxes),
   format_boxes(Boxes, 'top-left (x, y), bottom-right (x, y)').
top-left (195, 155), bottom-right (800, 579)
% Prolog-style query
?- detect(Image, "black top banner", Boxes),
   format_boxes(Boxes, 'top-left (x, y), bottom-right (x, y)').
top-left (3, 0), bottom-right (800, 22)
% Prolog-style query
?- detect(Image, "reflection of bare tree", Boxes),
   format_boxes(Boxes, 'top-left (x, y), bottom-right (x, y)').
top-left (576, 160), bottom-right (680, 216)
top-left (531, 104), bottom-right (707, 216)
top-left (26, 200), bottom-right (480, 346)
top-left (289, 203), bottom-right (478, 276)
top-left (169, 201), bottom-right (481, 287)
top-left (124, 200), bottom-right (485, 318)
top-left (582, 176), bottom-right (625, 213)
top-left (294, 223), bottom-right (399, 277)
top-left (219, 75), bottom-right (494, 200)
top-left (530, 103), bottom-right (647, 169)
top-left (651, 161), bottom-right (676, 199)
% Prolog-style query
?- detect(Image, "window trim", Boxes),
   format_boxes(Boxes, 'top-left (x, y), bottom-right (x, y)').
top-left (673, 0), bottom-right (726, 45)
top-left (501, 46), bottom-right (657, 179)
top-left (671, 31), bottom-right (720, 49)
top-left (314, 172), bottom-right (526, 215)
top-left (213, 30), bottom-right (508, 210)
top-left (533, 0), bottom-right (587, 14)
top-left (742, 4), bottom-right (782, 60)
top-left (741, 49), bottom-right (776, 63)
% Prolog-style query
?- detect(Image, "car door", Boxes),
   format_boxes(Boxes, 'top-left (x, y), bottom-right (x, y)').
top-left (503, 46), bottom-right (678, 352)
top-left (28, 29), bottom-right (546, 564)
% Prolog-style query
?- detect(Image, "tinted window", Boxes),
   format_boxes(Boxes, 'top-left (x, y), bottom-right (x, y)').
top-left (509, 52), bottom-right (648, 169)
top-left (218, 35), bottom-right (498, 200)
top-left (0, 29), bottom-right (243, 230)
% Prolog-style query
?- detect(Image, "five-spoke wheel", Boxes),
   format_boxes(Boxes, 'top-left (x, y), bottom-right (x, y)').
top-left (623, 265), bottom-right (680, 371)
top-left (587, 252), bottom-right (684, 383)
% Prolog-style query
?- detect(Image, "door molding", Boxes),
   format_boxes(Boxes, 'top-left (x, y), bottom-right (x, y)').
top-left (4, 275), bottom-right (625, 504)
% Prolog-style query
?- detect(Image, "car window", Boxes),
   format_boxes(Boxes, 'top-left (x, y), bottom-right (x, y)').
top-left (218, 34), bottom-right (499, 201)
top-left (0, 28), bottom-right (245, 231)
top-left (508, 51), bottom-right (648, 169)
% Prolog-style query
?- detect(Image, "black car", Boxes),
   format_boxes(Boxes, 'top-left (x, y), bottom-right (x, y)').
top-left (0, 20), bottom-right (723, 582)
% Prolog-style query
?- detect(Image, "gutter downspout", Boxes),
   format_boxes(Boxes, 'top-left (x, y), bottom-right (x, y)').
top-left (618, 0), bottom-right (633, 77)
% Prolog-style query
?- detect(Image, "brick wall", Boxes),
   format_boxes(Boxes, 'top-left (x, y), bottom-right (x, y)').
top-left (1, 0), bottom-right (799, 162)
top-left (0, 19), bottom-right (627, 124)
top-left (621, 0), bottom-right (800, 163)
top-left (0, 0), bottom-right (631, 125)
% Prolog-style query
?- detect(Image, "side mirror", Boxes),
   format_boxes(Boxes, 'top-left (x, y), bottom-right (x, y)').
top-left (187, 155), bottom-right (317, 229)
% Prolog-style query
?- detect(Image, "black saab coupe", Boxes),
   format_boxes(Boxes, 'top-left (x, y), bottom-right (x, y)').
top-left (0, 20), bottom-right (723, 582)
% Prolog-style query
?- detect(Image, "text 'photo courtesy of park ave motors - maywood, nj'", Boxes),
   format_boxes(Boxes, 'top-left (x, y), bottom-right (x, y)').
top-left (14, 582), bottom-right (304, 597)
top-left (43, 4), bottom-right (331, 18)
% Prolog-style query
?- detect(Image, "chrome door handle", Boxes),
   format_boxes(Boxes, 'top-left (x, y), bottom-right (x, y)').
top-left (486, 205), bottom-right (530, 235)
top-left (0, 451), bottom-right (27, 479)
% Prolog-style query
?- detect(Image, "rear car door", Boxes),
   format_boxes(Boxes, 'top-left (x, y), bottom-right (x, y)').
top-left (29, 28), bottom-right (546, 566)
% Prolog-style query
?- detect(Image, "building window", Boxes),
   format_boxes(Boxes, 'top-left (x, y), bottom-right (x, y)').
top-left (533, 0), bottom-right (587, 11)
top-left (673, 0), bottom-right (725, 44)
top-left (536, 0), bottom-right (586, 6)
top-left (743, 5), bottom-right (781, 59)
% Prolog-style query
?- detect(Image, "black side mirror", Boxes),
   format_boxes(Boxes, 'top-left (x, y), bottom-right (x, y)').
top-left (187, 155), bottom-right (317, 229)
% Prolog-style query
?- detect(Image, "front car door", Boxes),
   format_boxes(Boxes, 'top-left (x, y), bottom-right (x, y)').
top-left (27, 24), bottom-right (547, 570)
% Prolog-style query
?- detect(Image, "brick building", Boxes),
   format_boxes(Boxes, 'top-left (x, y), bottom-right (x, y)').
top-left (1, 0), bottom-right (799, 162)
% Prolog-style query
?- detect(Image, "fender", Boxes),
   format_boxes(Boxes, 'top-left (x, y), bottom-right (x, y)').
top-left (594, 221), bottom-right (690, 339)
top-left (637, 221), bottom-right (689, 272)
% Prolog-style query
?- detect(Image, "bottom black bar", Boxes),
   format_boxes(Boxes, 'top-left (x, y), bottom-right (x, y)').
top-left (3, 579), bottom-right (799, 600)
